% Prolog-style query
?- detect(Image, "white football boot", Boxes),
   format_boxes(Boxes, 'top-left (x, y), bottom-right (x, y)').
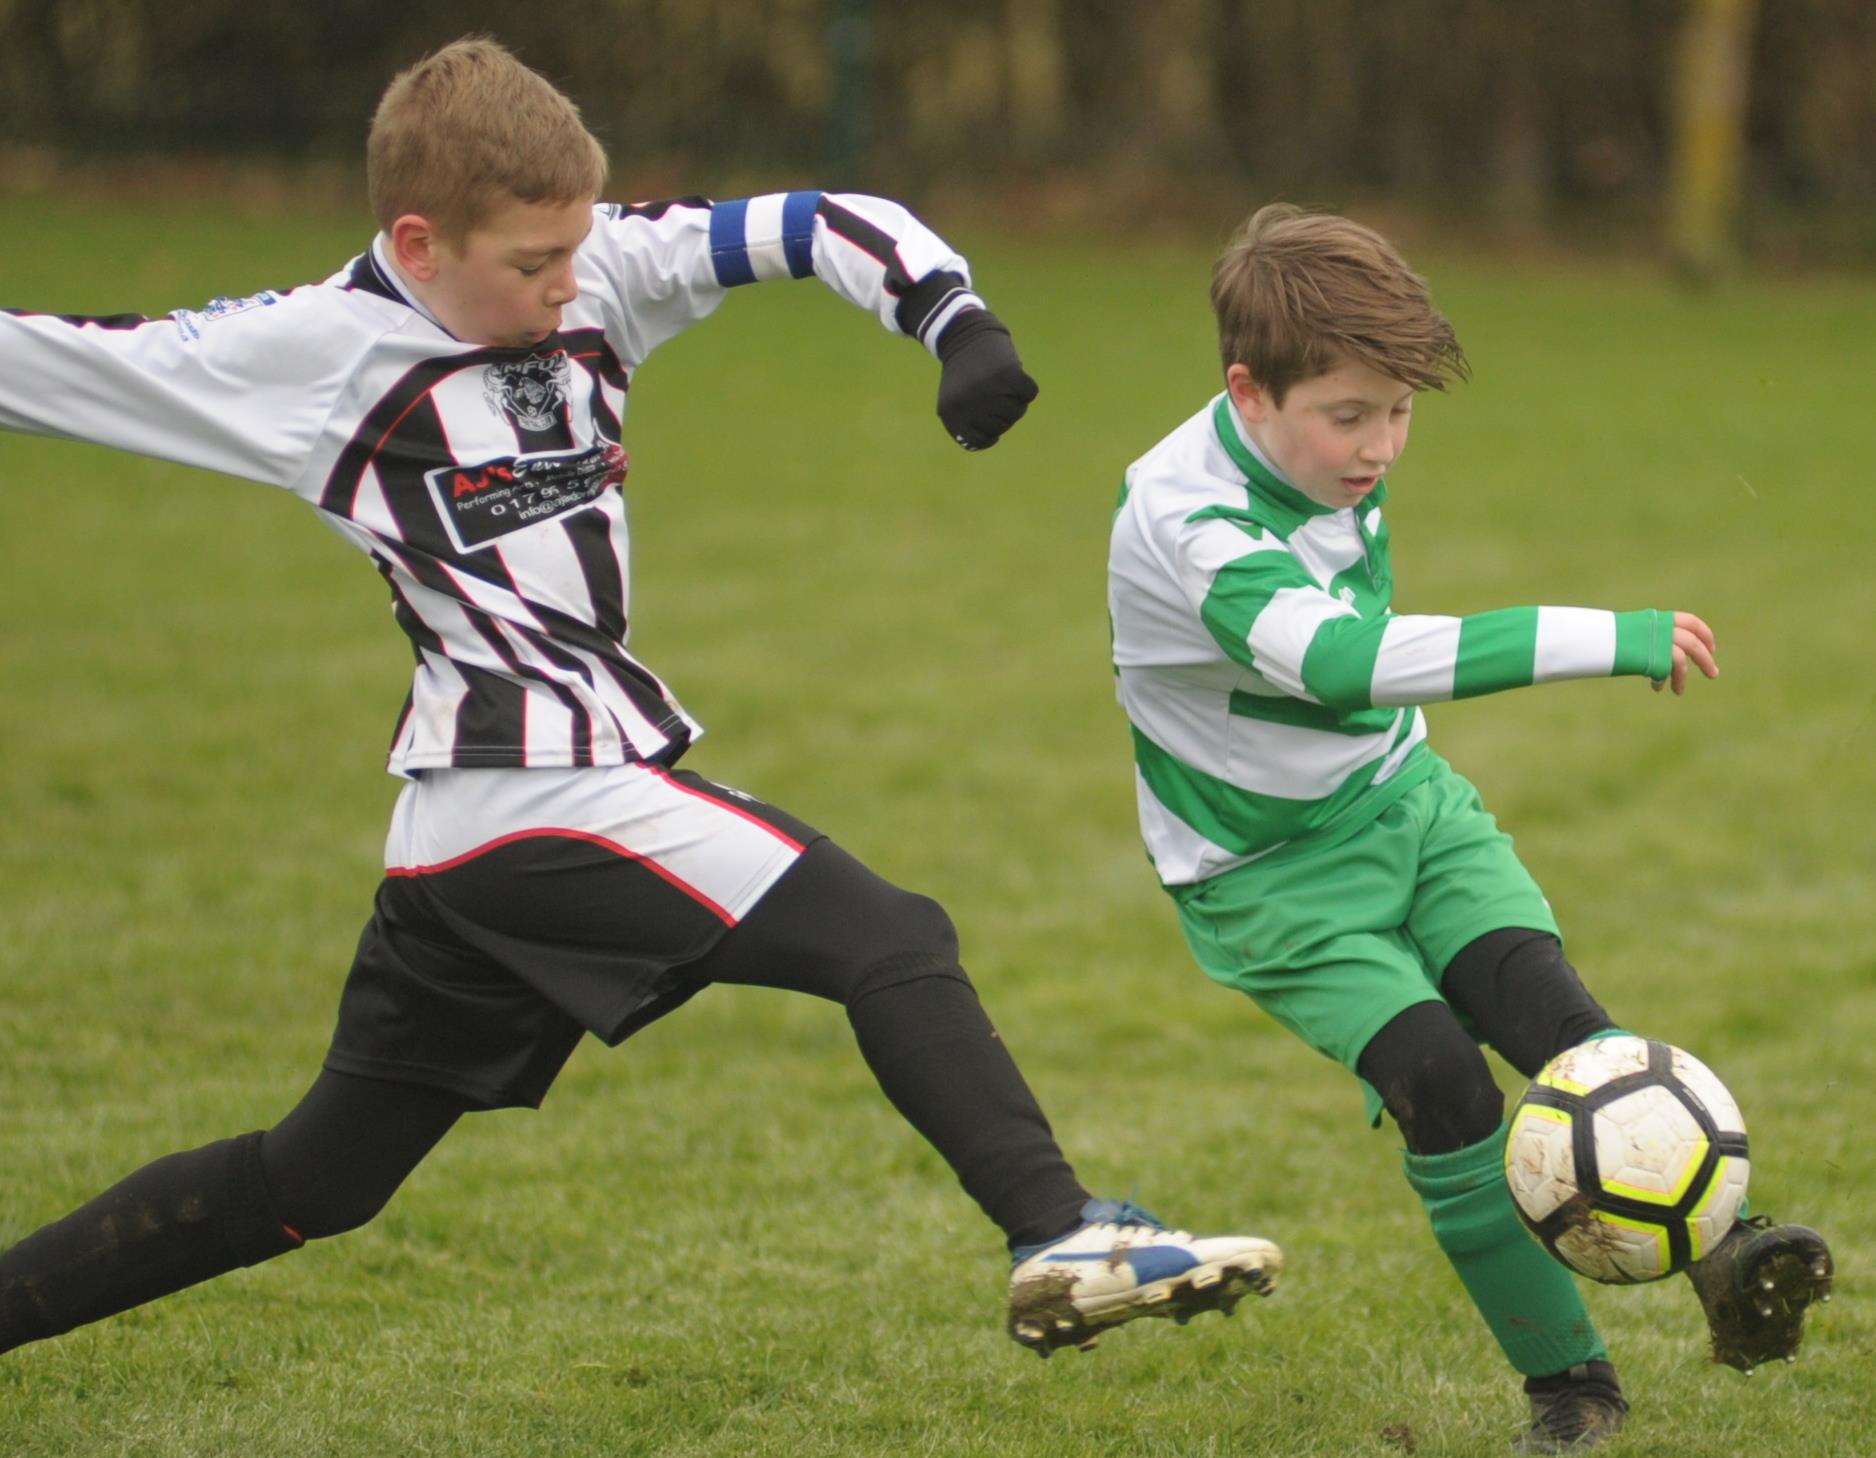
top-left (1007, 1197), bottom-right (1282, 1356)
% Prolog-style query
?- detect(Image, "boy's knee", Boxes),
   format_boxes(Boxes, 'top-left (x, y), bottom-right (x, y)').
top-left (294, 1189), bottom-right (395, 1241)
top-left (1397, 1064), bottom-right (1504, 1156)
top-left (844, 889), bottom-right (966, 1004)
top-left (784, 840), bottom-right (961, 966)
top-left (822, 863), bottom-right (958, 970)
top-left (255, 1070), bottom-right (464, 1243)
top-left (1358, 1002), bottom-right (1504, 1156)
top-left (1443, 929), bottom-right (1617, 1078)
top-left (883, 889), bottom-right (960, 964)
top-left (260, 1128), bottom-right (399, 1240)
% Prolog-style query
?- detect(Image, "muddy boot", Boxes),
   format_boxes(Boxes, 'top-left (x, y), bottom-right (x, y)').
top-left (1685, 1215), bottom-right (1833, 1373)
top-left (1514, 1360), bottom-right (1628, 1453)
top-left (1006, 1198), bottom-right (1281, 1357)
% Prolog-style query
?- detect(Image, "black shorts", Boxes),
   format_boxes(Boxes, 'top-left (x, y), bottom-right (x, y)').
top-left (324, 763), bottom-right (821, 1109)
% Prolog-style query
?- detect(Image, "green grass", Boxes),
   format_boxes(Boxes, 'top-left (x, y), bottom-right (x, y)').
top-left (0, 198), bottom-right (1870, 1456)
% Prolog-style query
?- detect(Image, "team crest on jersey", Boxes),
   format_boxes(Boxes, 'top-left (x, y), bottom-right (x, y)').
top-left (423, 441), bottom-right (627, 553)
top-left (482, 354), bottom-right (572, 432)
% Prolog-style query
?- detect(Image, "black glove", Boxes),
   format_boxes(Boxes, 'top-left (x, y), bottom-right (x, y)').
top-left (935, 309), bottom-right (1038, 450)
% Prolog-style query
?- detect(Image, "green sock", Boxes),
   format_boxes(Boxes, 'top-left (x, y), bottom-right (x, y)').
top-left (1404, 1121), bottom-right (1607, 1377)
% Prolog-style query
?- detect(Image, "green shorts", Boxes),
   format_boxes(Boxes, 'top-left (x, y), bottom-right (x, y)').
top-left (1171, 753), bottom-right (1558, 1124)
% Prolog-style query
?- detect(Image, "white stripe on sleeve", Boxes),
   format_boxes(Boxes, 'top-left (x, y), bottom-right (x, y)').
top-left (1245, 585), bottom-right (1359, 700)
top-left (1371, 614), bottom-right (1463, 705)
top-left (918, 290), bottom-right (987, 356)
top-left (741, 193), bottom-right (794, 282)
top-left (1533, 606), bottom-right (1618, 682)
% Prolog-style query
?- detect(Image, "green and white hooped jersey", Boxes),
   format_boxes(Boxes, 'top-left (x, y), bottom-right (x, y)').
top-left (1108, 395), bottom-right (1674, 886)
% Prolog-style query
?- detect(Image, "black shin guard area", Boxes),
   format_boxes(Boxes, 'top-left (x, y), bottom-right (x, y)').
top-left (694, 839), bottom-right (1090, 1249)
top-left (846, 962), bottom-right (1089, 1250)
top-left (1356, 1002), bottom-right (1505, 1156)
top-left (1440, 928), bottom-right (1617, 1080)
top-left (0, 1131), bottom-right (297, 1353)
top-left (0, 1072), bottom-right (469, 1354)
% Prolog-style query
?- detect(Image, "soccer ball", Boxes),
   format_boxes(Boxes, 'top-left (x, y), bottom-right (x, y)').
top-left (1504, 1036), bottom-right (1750, 1284)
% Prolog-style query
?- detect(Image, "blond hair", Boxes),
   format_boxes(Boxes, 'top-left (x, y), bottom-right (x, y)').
top-left (367, 36), bottom-right (608, 239)
top-left (1210, 204), bottom-right (1468, 403)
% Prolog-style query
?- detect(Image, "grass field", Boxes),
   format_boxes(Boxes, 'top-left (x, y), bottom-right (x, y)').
top-left (1, 197), bottom-right (1871, 1457)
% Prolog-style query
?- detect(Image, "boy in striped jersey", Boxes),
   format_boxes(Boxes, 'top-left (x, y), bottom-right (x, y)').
top-left (1108, 204), bottom-right (1831, 1450)
top-left (0, 39), bottom-right (1280, 1367)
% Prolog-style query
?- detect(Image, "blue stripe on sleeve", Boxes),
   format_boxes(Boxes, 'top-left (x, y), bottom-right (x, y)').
top-left (708, 198), bottom-right (755, 287)
top-left (781, 191), bottom-right (821, 279)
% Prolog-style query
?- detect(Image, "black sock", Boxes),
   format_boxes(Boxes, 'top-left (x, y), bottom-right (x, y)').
top-left (682, 838), bottom-right (1093, 1252)
top-left (845, 962), bottom-right (1089, 1250)
top-left (0, 1131), bottom-right (301, 1355)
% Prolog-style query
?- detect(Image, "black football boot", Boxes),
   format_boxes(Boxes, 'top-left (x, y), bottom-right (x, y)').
top-left (1514, 1360), bottom-right (1629, 1453)
top-left (1685, 1215), bottom-right (1833, 1373)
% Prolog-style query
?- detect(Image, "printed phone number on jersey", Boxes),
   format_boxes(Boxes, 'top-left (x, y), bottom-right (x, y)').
top-left (423, 441), bottom-right (627, 553)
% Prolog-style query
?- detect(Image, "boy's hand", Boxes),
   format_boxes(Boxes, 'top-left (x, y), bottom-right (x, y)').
top-left (1652, 611), bottom-right (1718, 695)
top-left (935, 309), bottom-right (1039, 450)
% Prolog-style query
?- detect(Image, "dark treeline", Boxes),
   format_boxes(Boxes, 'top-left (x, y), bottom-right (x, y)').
top-left (1, 1), bottom-right (1871, 222)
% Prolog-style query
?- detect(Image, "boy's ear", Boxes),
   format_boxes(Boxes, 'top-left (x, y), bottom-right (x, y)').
top-left (1225, 363), bottom-right (1272, 424)
top-left (389, 214), bottom-right (445, 283)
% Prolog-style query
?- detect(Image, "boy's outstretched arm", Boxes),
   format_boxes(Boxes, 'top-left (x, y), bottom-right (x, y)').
top-left (581, 192), bottom-right (1037, 449)
top-left (1177, 520), bottom-right (1717, 708)
top-left (0, 296), bottom-right (352, 489)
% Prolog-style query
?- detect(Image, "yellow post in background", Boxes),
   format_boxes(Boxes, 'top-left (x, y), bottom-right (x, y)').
top-left (1668, 0), bottom-right (1759, 281)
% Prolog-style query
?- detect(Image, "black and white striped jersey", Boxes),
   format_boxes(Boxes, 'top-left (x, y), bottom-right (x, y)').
top-left (0, 192), bottom-right (985, 775)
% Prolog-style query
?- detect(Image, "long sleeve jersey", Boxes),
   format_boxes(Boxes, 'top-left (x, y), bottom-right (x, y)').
top-left (0, 192), bottom-right (986, 776)
top-left (1108, 394), bottom-right (1676, 886)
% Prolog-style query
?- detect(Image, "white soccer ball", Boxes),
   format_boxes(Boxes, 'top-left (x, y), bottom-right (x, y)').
top-left (1504, 1036), bottom-right (1750, 1284)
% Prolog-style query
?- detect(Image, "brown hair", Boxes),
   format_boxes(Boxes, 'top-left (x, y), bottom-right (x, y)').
top-left (367, 36), bottom-right (608, 240)
top-left (1210, 204), bottom-right (1468, 403)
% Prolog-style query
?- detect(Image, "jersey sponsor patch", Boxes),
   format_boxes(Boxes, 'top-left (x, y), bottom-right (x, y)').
top-left (169, 290), bottom-right (282, 341)
top-left (424, 441), bottom-right (627, 553)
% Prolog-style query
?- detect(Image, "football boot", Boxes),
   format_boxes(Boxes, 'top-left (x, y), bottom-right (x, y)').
top-left (1006, 1197), bottom-right (1280, 1356)
top-left (1514, 1359), bottom-right (1628, 1453)
top-left (1685, 1215), bottom-right (1833, 1372)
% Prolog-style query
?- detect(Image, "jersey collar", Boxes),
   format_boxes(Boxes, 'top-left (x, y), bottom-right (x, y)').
top-left (1210, 394), bottom-right (1385, 525)
top-left (367, 236), bottom-right (460, 339)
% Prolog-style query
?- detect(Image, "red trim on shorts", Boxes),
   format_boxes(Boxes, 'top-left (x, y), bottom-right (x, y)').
top-left (384, 827), bottom-right (736, 925)
top-left (637, 765), bottom-right (807, 851)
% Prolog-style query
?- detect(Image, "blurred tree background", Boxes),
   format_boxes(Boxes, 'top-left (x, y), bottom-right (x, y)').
top-left (0, 0), bottom-right (1871, 267)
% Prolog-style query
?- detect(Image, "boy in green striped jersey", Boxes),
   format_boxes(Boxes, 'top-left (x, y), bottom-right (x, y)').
top-left (1106, 204), bottom-right (1831, 1451)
